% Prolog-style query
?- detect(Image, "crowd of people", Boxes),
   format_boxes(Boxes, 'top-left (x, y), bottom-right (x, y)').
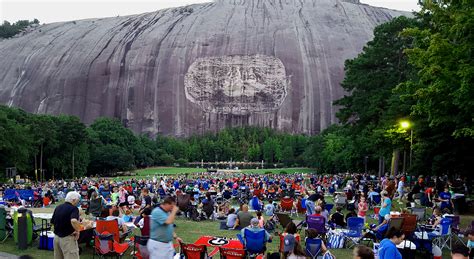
top-left (0, 171), bottom-right (472, 259)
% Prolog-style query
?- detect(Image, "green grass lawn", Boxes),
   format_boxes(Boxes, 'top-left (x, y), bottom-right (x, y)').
top-left (2, 195), bottom-right (468, 258)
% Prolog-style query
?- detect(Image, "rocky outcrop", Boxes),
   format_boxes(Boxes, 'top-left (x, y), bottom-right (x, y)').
top-left (0, 0), bottom-right (408, 136)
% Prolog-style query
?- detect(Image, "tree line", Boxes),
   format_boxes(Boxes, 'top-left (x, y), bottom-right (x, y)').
top-left (0, 19), bottom-right (40, 39)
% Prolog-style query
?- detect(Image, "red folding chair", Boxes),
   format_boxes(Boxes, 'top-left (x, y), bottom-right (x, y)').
top-left (219, 247), bottom-right (246, 259)
top-left (93, 230), bottom-right (129, 259)
top-left (96, 218), bottom-right (131, 243)
top-left (280, 197), bottom-right (295, 216)
top-left (180, 242), bottom-right (207, 259)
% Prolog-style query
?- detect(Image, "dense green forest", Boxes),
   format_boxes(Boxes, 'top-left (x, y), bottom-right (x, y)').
top-left (0, 0), bottom-right (472, 179)
top-left (0, 19), bottom-right (39, 38)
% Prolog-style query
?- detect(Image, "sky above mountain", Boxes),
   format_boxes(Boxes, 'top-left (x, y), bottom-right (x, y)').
top-left (0, 0), bottom-right (420, 24)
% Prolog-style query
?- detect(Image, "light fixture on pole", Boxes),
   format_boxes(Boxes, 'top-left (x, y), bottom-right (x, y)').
top-left (400, 120), bottom-right (413, 170)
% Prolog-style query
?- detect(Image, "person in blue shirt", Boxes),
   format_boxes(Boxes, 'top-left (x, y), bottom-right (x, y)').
top-left (378, 191), bottom-right (391, 224)
top-left (147, 197), bottom-right (181, 259)
top-left (378, 228), bottom-right (405, 259)
top-left (438, 186), bottom-right (454, 212)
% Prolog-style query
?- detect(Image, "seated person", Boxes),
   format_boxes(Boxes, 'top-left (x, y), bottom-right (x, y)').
top-left (310, 206), bottom-right (323, 217)
top-left (240, 218), bottom-right (272, 250)
top-left (127, 194), bottom-right (136, 208)
top-left (200, 193), bottom-right (215, 219)
top-left (345, 208), bottom-right (358, 223)
top-left (122, 209), bottom-right (133, 223)
top-left (427, 207), bottom-right (443, 227)
top-left (373, 214), bottom-right (391, 240)
top-left (305, 228), bottom-right (328, 252)
top-left (249, 195), bottom-right (263, 211)
top-left (136, 207), bottom-right (151, 229)
top-left (226, 208), bottom-right (238, 229)
top-left (106, 209), bottom-right (129, 233)
top-left (467, 230), bottom-right (474, 258)
top-left (329, 206), bottom-right (346, 227)
top-left (264, 199), bottom-right (275, 217)
top-left (234, 205), bottom-right (252, 230)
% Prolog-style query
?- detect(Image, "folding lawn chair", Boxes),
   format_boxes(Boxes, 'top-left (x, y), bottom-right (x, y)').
top-left (237, 228), bottom-right (268, 257)
top-left (306, 215), bottom-right (327, 239)
top-left (179, 242), bottom-right (208, 259)
top-left (219, 247), bottom-right (246, 259)
top-left (305, 237), bottom-right (323, 259)
top-left (343, 217), bottom-right (364, 248)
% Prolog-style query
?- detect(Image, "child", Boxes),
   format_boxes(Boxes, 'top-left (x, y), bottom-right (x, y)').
top-left (358, 196), bottom-right (368, 222)
top-left (137, 207), bottom-right (151, 229)
top-left (256, 211), bottom-right (265, 228)
top-left (122, 209), bottom-right (133, 223)
top-left (330, 206), bottom-right (346, 227)
top-left (467, 229), bottom-right (474, 258)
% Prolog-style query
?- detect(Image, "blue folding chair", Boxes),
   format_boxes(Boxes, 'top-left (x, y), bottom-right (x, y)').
top-left (343, 217), bottom-right (365, 248)
top-left (237, 229), bottom-right (267, 256)
top-left (324, 204), bottom-right (334, 214)
top-left (428, 217), bottom-right (452, 250)
top-left (305, 237), bottom-right (323, 259)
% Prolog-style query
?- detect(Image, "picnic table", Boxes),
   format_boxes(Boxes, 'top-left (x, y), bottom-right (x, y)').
top-left (193, 236), bottom-right (243, 257)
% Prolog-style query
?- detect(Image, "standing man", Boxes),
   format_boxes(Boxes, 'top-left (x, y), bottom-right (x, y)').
top-left (51, 191), bottom-right (82, 259)
top-left (147, 197), bottom-right (182, 259)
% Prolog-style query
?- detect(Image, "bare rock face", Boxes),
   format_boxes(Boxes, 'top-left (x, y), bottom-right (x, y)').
top-left (0, 0), bottom-right (408, 136)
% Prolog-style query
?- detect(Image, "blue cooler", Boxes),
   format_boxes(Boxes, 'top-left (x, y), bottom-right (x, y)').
top-left (39, 231), bottom-right (54, 250)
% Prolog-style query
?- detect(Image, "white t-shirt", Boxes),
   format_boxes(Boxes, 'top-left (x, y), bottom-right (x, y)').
top-left (397, 181), bottom-right (404, 192)
top-left (127, 195), bottom-right (135, 205)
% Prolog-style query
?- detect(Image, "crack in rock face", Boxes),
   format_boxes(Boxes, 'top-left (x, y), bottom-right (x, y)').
top-left (184, 55), bottom-right (289, 115)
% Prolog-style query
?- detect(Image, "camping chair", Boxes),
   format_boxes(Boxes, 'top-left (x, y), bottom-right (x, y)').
top-left (236, 229), bottom-right (267, 257)
top-left (409, 207), bottom-right (426, 222)
top-left (275, 212), bottom-right (300, 230)
top-left (296, 199), bottom-right (306, 214)
top-left (93, 231), bottom-right (129, 259)
top-left (95, 219), bottom-right (131, 244)
top-left (343, 217), bottom-right (365, 248)
top-left (305, 237), bottom-right (323, 259)
top-left (429, 217), bottom-right (452, 250)
top-left (334, 194), bottom-right (347, 208)
top-left (400, 214), bottom-right (417, 238)
top-left (369, 194), bottom-right (381, 209)
top-left (132, 235), bottom-right (149, 259)
top-left (445, 215), bottom-right (464, 247)
top-left (177, 194), bottom-right (191, 216)
top-left (180, 242), bottom-right (208, 259)
top-left (88, 198), bottom-right (104, 218)
top-left (324, 204), bottom-right (334, 214)
top-left (306, 215), bottom-right (327, 239)
top-left (219, 247), bottom-right (246, 259)
top-left (385, 217), bottom-right (404, 235)
top-left (222, 190), bottom-right (233, 204)
top-left (280, 197), bottom-right (296, 216)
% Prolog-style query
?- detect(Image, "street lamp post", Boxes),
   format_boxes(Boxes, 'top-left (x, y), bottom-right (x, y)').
top-left (400, 121), bottom-right (413, 171)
